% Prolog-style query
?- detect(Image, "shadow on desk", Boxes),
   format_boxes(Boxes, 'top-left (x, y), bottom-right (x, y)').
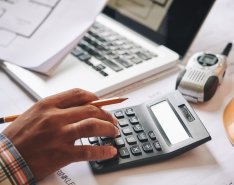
top-left (95, 144), bottom-right (217, 185)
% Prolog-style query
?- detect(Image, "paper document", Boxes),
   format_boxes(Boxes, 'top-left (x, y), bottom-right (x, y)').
top-left (0, 0), bottom-right (107, 75)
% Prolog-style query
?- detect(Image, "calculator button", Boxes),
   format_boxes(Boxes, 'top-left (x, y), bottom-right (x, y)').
top-left (137, 132), bottom-right (148, 142)
top-left (125, 108), bottom-right (135, 116)
top-left (114, 111), bottom-right (124, 119)
top-left (118, 119), bottom-right (129, 127)
top-left (142, 142), bottom-right (153, 153)
top-left (88, 137), bottom-right (99, 144)
top-left (100, 137), bottom-right (111, 141)
top-left (126, 135), bottom-right (137, 145)
top-left (114, 138), bottom-right (125, 147)
top-left (101, 139), bottom-right (114, 146)
top-left (122, 127), bottom-right (132, 136)
top-left (133, 124), bottom-right (143, 133)
top-left (129, 116), bottom-right (139, 125)
top-left (130, 145), bottom-right (142, 156)
top-left (148, 131), bottom-right (156, 140)
top-left (153, 141), bottom-right (162, 151)
top-left (119, 147), bottom-right (130, 158)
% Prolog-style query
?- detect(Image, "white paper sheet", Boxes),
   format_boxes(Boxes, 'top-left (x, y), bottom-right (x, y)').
top-left (0, 0), bottom-right (107, 75)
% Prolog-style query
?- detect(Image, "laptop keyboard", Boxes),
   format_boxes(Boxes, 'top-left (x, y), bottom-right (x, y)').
top-left (71, 22), bottom-right (157, 77)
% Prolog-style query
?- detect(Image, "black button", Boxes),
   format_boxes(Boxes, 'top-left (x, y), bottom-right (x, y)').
top-left (99, 70), bottom-right (108, 77)
top-left (148, 131), bottom-right (156, 140)
top-left (119, 147), bottom-right (130, 158)
top-left (122, 127), bottom-right (132, 136)
top-left (142, 142), bottom-right (153, 153)
top-left (100, 138), bottom-right (114, 146)
top-left (137, 132), bottom-right (148, 142)
top-left (126, 135), bottom-right (137, 145)
top-left (78, 53), bottom-right (91, 61)
top-left (153, 141), bottom-right (162, 151)
top-left (129, 116), bottom-right (139, 125)
top-left (88, 137), bottom-right (98, 144)
top-left (125, 108), bottom-right (135, 116)
top-left (100, 137), bottom-right (110, 141)
top-left (118, 119), bottom-right (129, 127)
top-left (131, 57), bottom-right (142, 64)
top-left (130, 145), bottom-right (142, 156)
top-left (136, 51), bottom-right (152, 60)
top-left (114, 138), bottom-right (125, 147)
top-left (101, 59), bottom-right (123, 72)
top-left (114, 111), bottom-right (124, 119)
top-left (133, 124), bottom-right (143, 133)
top-left (96, 64), bottom-right (106, 70)
top-left (71, 47), bottom-right (84, 57)
top-left (115, 58), bottom-right (133, 68)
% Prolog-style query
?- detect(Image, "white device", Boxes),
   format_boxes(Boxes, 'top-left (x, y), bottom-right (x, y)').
top-left (176, 43), bottom-right (232, 102)
top-left (0, 14), bottom-right (178, 100)
top-left (0, 1), bottom-right (215, 100)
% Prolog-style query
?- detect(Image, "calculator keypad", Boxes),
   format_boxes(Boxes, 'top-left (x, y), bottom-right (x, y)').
top-left (87, 107), bottom-right (162, 165)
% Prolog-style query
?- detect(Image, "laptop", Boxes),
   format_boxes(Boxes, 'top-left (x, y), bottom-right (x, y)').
top-left (0, 0), bottom-right (215, 100)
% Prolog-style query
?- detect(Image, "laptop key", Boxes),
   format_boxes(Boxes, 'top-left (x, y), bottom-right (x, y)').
top-left (136, 51), bottom-right (152, 60)
top-left (95, 64), bottom-right (106, 71)
top-left (71, 47), bottom-right (84, 57)
top-left (78, 54), bottom-right (91, 61)
top-left (131, 57), bottom-right (143, 64)
top-left (115, 58), bottom-right (133, 68)
top-left (99, 70), bottom-right (108, 77)
top-left (101, 59), bottom-right (123, 72)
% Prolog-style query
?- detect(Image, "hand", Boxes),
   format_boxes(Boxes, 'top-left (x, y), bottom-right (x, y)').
top-left (3, 88), bottom-right (118, 181)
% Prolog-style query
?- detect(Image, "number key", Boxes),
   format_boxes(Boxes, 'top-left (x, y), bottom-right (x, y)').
top-left (130, 145), bottom-right (142, 156)
top-left (119, 147), bottom-right (130, 158)
top-left (129, 116), bottom-right (139, 125)
top-left (125, 108), bottom-right (135, 116)
top-left (114, 111), bottom-right (124, 119)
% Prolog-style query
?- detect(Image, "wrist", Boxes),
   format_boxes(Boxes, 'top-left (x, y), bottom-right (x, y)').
top-left (0, 133), bottom-right (36, 185)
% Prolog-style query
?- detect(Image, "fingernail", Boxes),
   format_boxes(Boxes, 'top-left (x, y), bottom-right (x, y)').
top-left (113, 117), bottom-right (118, 125)
top-left (110, 147), bottom-right (117, 156)
top-left (115, 127), bottom-right (119, 137)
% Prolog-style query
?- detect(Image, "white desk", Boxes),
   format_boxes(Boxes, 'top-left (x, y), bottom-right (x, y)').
top-left (1, 0), bottom-right (234, 184)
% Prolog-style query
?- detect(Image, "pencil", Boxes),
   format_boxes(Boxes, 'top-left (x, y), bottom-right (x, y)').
top-left (0, 97), bottom-right (128, 124)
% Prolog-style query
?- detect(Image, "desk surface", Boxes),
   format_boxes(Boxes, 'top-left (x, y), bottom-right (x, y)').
top-left (1, 0), bottom-right (234, 184)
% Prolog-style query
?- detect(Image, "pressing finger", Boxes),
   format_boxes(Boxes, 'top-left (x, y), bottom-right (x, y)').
top-left (63, 118), bottom-right (119, 141)
top-left (70, 145), bottom-right (117, 162)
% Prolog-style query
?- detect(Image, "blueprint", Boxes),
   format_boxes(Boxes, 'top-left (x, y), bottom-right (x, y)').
top-left (0, 0), bottom-right (107, 74)
top-left (0, 0), bottom-right (61, 46)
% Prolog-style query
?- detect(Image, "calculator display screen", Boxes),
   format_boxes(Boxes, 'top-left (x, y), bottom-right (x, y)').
top-left (151, 101), bottom-right (189, 145)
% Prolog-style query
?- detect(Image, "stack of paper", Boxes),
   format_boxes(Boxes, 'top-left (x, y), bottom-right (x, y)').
top-left (0, 0), bottom-right (107, 75)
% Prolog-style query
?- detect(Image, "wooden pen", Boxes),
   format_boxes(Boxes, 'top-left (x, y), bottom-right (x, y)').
top-left (0, 97), bottom-right (128, 124)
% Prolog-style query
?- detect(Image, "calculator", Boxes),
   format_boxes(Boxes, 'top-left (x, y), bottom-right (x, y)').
top-left (81, 91), bottom-right (211, 173)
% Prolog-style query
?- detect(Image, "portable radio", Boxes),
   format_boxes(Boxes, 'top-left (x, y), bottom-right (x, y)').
top-left (176, 43), bottom-right (232, 103)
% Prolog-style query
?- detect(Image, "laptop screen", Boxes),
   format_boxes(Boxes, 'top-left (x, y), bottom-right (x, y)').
top-left (103, 0), bottom-right (216, 57)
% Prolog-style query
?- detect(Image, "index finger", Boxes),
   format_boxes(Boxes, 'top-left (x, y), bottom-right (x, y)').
top-left (45, 88), bottom-right (98, 108)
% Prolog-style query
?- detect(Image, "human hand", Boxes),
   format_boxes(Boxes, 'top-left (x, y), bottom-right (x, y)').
top-left (3, 88), bottom-right (118, 181)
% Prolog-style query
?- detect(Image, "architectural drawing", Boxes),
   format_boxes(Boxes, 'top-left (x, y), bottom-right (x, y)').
top-left (0, 0), bottom-right (61, 46)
